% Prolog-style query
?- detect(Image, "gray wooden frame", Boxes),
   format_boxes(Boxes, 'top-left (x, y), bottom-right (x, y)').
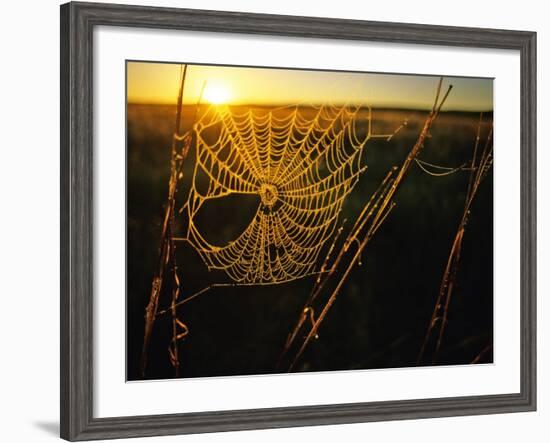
top-left (60, 1), bottom-right (537, 440)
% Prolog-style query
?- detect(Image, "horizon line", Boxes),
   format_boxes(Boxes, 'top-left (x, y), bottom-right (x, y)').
top-left (127, 101), bottom-right (494, 113)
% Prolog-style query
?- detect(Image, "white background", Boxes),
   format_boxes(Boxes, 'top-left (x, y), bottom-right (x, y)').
top-left (95, 26), bottom-right (521, 417)
top-left (0, 0), bottom-right (547, 442)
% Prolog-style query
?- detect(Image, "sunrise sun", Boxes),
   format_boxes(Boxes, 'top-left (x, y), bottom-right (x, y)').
top-left (204, 84), bottom-right (231, 104)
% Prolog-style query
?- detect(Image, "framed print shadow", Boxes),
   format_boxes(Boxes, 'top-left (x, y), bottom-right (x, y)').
top-left (60, 2), bottom-right (536, 441)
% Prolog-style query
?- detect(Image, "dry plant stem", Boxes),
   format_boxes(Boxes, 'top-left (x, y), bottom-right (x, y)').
top-left (276, 169), bottom-right (395, 369)
top-left (140, 65), bottom-right (188, 378)
top-left (155, 267), bottom-right (331, 321)
top-left (433, 126), bottom-right (493, 362)
top-left (471, 343), bottom-right (492, 364)
top-left (285, 78), bottom-right (452, 372)
top-left (155, 283), bottom-right (238, 316)
top-left (417, 114), bottom-right (493, 365)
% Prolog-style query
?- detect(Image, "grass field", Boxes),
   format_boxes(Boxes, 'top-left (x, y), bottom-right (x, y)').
top-left (127, 103), bottom-right (493, 380)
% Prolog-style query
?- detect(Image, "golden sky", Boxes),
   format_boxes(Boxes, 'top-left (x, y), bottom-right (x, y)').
top-left (127, 61), bottom-right (493, 111)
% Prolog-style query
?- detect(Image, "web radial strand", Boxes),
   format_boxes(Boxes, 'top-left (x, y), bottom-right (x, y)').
top-left (184, 103), bottom-right (371, 285)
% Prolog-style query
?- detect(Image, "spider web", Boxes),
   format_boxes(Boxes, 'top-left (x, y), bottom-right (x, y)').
top-left (180, 102), bottom-right (381, 285)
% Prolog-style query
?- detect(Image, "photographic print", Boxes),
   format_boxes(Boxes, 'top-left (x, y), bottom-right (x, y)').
top-left (126, 61), bottom-right (494, 381)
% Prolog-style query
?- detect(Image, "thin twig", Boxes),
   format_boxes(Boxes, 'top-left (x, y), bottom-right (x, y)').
top-left (417, 114), bottom-right (493, 365)
top-left (276, 168), bottom-right (396, 369)
top-left (282, 78), bottom-right (453, 372)
top-left (140, 65), bottom-right (189, 378)
top-left (471, 343), bottom-right (492, 364)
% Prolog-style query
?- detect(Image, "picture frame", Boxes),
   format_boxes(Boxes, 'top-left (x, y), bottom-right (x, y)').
top-left (60, 1), bottom-right (536, 441)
